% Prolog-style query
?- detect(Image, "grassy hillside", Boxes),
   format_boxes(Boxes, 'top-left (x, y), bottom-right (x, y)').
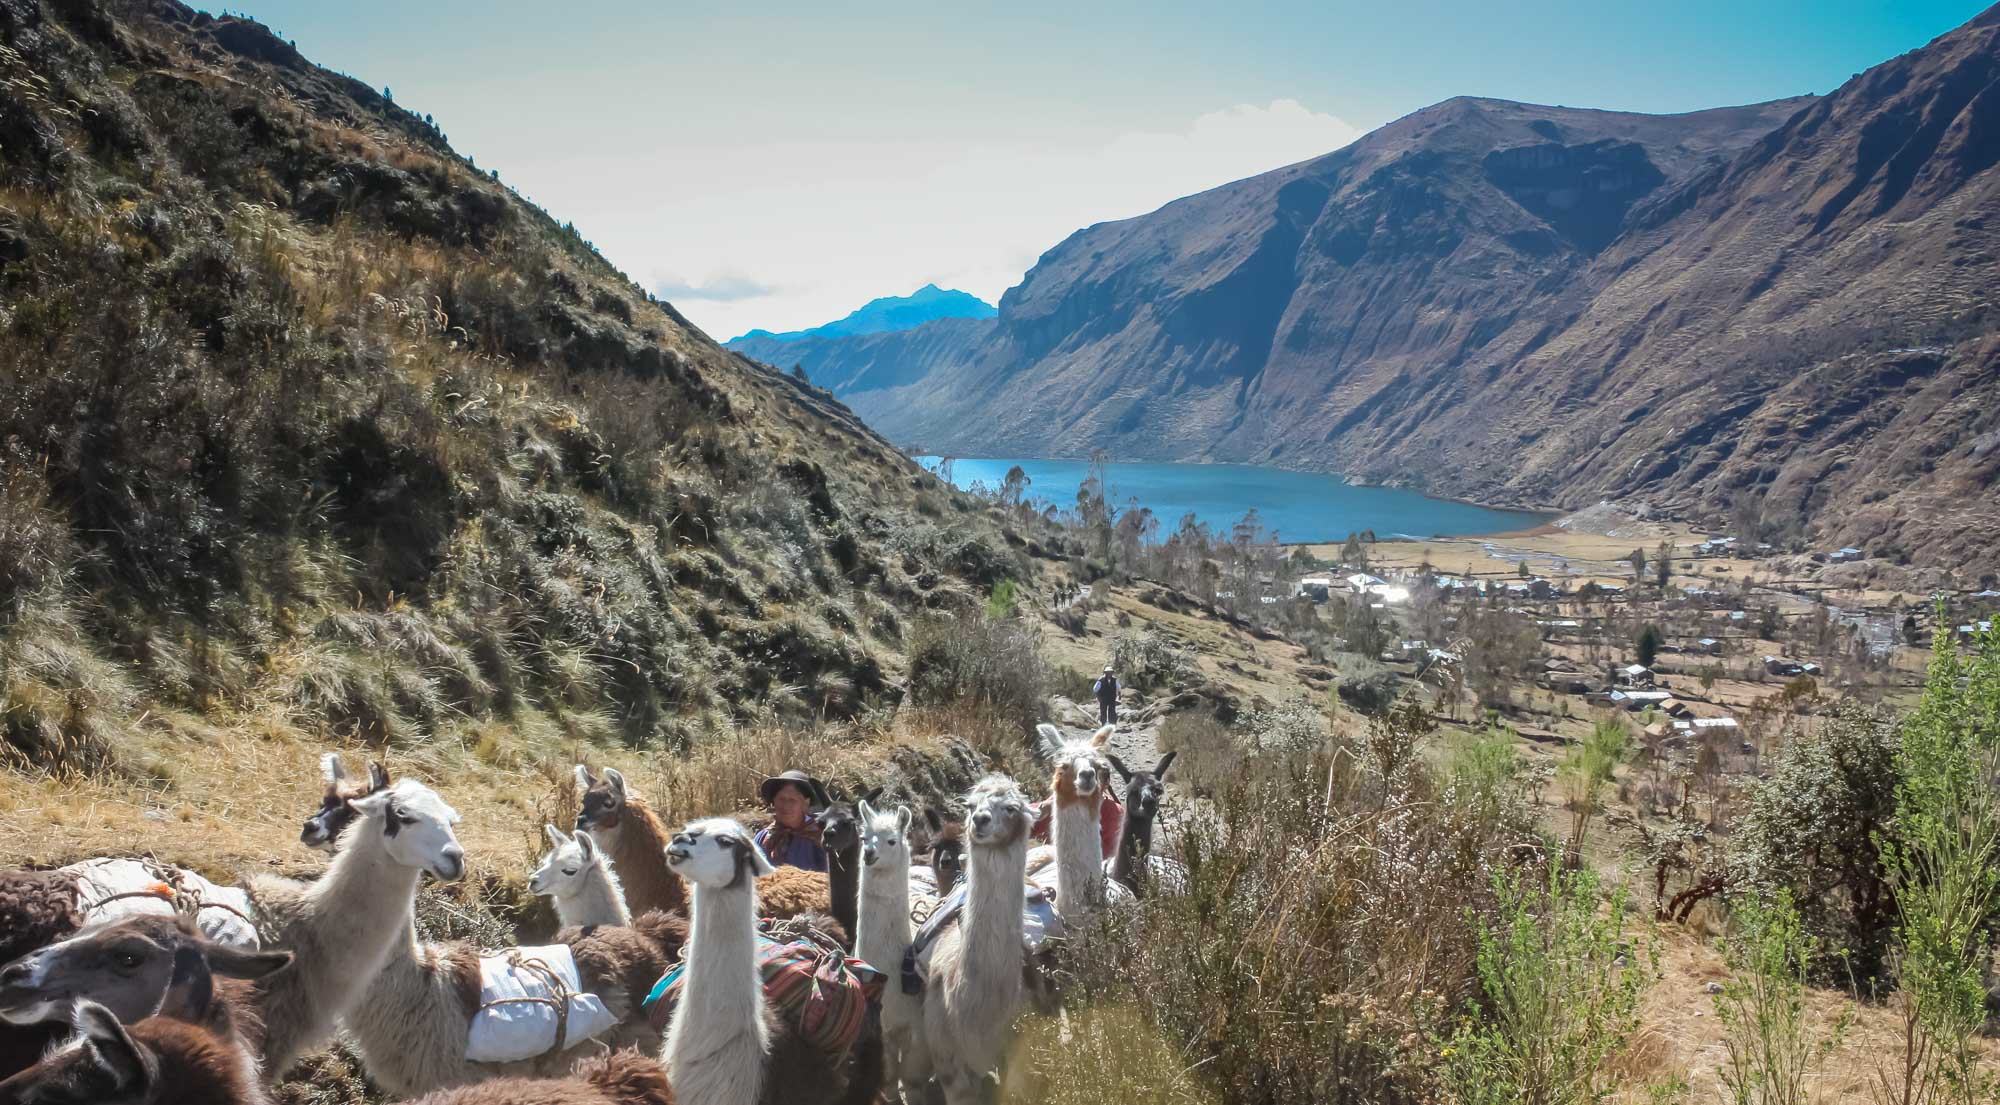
top-left (0, 0), bottom-right (1044, 860)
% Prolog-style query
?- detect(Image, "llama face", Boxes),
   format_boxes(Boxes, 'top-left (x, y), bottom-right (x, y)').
top-left (665, 817), bottom-right (774, 889)
top-left (818, 788), bottom-right (877, 857)
top-left (0, 1000), bottom-right (156, 1104)
top-left (1108, 750), bottom-right (1174, 821)
top-left (857, 801), bottom-right (914, 870)
top-left (351, 780), bottom-right (465, 882)
top-left (574, 765), bottom-right (628, 833)
top-left (301, 753), bottom-right (390, 851)
top-left (529, 826), bottom-right (600, 900)
top-left (0, 915), bottom-right (291, 1029)
top-left (964, 776), bottom-right (1031, 848)
top-left (1038, 723), bottom-right (1113, 802)
top-left (929, 827), bottom-right (965, 888)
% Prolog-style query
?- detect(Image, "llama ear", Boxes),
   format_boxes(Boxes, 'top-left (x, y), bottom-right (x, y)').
top-left (1153, 751), bottom-right (1177, 780)
top-left (745, 838), bottom-right (776, 879)
top-left (896, 807), bottom-right (913, 833)
top-left (1089, 725), bottom-right (1113, 749)
top-left (603, 768), bottom-right (627, 802)
top-left (161, 944), bottom-right (214, 1023)
top-left (862, 785), bottom-right (884, 805)
top-left (73, 1000), bottom-right (152, 1093)
top-left (321, 752), bottom-right (345, 786)
top-left (369, 762), bottom-right (390, 791)
top-left (1105, 753), bottom-right (1132, 783)
top-left (573, 764), bottom-right (596, 792)
top-left (205, 944), bottom-right (294, 982)
top-left (1036, 723), bottom-right (1064, 755)
top-left (576, 833), bottom-right (598, 862)
top-left (857, 800), bottom-right (877, 824)
top-left (924, 808), bottom-right (943, 833)
top-left (347, 790), bottom-right (392, 819)
top-left (545, 823), bottom-right (567, 848)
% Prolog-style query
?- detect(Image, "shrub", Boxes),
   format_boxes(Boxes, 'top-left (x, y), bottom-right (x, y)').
top-left (1727, 704), bottom-right (1898, 985)
top-left (1110, 630), bottom-right (1197, 692)
top-left (1712, 891), bottom-right (1850, 1105)
top-left (1441, 865), bottom-right (1651, 1105)
top-left (1158, 709), bottom-right (1240, 797)
top-left (904, 610), bottom-right (1048, 754)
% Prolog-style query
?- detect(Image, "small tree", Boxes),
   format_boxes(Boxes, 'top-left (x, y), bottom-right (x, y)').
top-left (1628, 547), bottom-right (1647, 584)
top-left (1636, 624), bottom-right (1664, 668)
top-left (1655, 540), bottom-right (1674, 589)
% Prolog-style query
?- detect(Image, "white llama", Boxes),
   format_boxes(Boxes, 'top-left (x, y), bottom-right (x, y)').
top-left (1033, 723), bottom-right (1132, 920)
top-left (856, 800), bottom-right (918, 1097)
top-left (904, 775), bottom-right (1033, 1105)
top-left (531, 825), bottom-right (632, 928)
top-left (662, 816), bottom-right (774, 1105)
top-left (244, 779), bottom-right (466, 1077)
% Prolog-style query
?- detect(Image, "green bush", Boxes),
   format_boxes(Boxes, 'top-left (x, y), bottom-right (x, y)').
top-left (1441, 865), bottom-right (1651, 1105)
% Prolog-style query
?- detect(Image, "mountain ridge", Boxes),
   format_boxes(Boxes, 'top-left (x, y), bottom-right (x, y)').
top-left (727, 283), bottom-right (995, 347)
top-left (740, 9), bottom-right (2000, 567)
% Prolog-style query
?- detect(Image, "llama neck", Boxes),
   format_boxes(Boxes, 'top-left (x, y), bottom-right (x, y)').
top-left (1054, 796), bottom-right (1106, 912)
top-left (963, 835), bottom-right (1026, 984)
top-left (826, 840), bottom-right (861, 940)
top-left (667, 877), bottom-right (768, 1103)
top-left (559, 861), bottom-right (632, 928)
top-left (1110, 807), bottom-right (1146, 891)
top-left (605, 799), bottom-right (687, 917)
top-left (856, 856), bottom-right (912, 973)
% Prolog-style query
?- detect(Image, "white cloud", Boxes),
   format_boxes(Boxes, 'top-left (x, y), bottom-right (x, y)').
top-left (564, 99), bottom-right (1364, 341)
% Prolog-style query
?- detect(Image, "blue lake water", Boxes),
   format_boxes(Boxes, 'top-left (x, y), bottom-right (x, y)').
top-left (918, 457), bottom-right (1549, 543)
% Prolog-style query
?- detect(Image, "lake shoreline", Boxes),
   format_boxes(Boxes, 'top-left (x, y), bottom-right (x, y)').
top-left (918, 455), bottom-right (1552, 543)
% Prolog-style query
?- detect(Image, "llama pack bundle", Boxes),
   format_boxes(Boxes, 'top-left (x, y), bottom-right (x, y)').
top-left (61, 857), bottom-right (261, 950)
top-left (463, 944), bottom-right (619, 1064)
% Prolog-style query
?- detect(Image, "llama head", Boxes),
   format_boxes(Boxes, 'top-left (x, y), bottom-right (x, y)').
top-left (302, 752), bottom-right (390, 851)
top-left (1037, 723), bottom-right (1114, 804)
top-left (529, 825), bottom-right (603, 900)
top-left (964, 775), bottom-right (1031, 849)
top-left (1106, 750), bottom-right (1175, 822)
top-left (818, 786), bottom-right (880, 856)
top-left (0, 999), bottom-right (159, 1104)
top-left (858, 801), bottom-right (914, 870)
top-left (0, 914), bottom-right (291, 1029)
top-left (574, 764), bottom-right (630, 833)
top-left (348, 779), bottom-right (465, 882)
top-left (927, 817), bottom-right (965, 888)
top-left (664, 817), bottom-right (773, 890)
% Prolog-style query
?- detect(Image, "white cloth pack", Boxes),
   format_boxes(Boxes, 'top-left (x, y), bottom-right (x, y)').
top-left (464, 944), bottom-right (618, 1064)
top-left (63, 858), bottom-right (260, 950)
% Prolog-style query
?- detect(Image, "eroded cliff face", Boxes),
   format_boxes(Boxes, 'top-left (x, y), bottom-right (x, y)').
top-left (742, 8), bottom-right (2000, 567)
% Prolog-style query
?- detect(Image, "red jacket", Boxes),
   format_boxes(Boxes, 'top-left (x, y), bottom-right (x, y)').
top-left (1031, 792), bottom-right (1124, 860)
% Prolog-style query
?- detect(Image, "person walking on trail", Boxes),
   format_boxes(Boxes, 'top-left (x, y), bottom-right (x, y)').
top-left (1093, 665), bottom-right (1120, 726)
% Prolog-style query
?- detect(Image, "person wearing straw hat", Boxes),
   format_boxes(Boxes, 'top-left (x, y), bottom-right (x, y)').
top-left (754, 769), bottom-right (831, 871)
top-left (1092, 664), bottom-right (1120, 727)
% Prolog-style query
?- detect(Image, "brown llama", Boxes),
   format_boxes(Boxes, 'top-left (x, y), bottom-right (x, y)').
top-left (0, 996), bottom-right (270, 1105)
top-left (573, 765), bottom-right (833, 923)
top-left (402, 1048), bottom-right (676, 1105)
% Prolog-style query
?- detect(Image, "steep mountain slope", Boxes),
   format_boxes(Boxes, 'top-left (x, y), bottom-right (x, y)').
top-left (0, 0), bottom-right (1023, 774)
top-left (728, 283), bottom-right (995, 346)
top-left (751, 7), bottom-right (2000, 567)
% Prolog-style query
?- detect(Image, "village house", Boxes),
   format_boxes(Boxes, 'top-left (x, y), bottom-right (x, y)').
top-left (1617, 663), bottom-right (1655, 687)
top-left (1829, 547), bottom-right (1865, 563)
top-left (1694, 637), bottom-right (1722, 655)
top-left (1608, 689), bottom-right (1673, 711)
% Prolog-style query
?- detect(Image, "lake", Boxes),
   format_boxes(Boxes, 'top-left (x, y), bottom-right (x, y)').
top-left (918, 457), bottom-right (1549, 543)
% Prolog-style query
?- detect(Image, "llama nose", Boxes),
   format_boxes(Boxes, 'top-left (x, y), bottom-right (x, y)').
top-left (0, 961), bottom-right (31, 987)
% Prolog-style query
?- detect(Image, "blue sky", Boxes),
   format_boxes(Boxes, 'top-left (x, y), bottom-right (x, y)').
top-left (210, 1), bottom-right (1990, 340)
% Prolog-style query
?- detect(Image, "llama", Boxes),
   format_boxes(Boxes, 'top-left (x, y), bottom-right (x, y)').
top-left (815, 789), bottom-right (876, 946)
top-left (1104, 751), bottom-right (1187, 895)
top-left (574, 766), bottom-right (688, 920)
top-left (403, 1048), bottom-right (677, 1105)
top-left (0, 914), bottom-right (290, 1050)
top-left (533, 826), bottom-right (631, 928)
top-left (575, 765), bottom-right (835, 928)
top-left (301, 753), bottom-right (389, 850)
top-left (244, 778), bottom-right (465, 1077)
top-left (0, 868), bottom-right (85, 1079)
top-left (0, 999), bottom-right (268, 1105)
top-left (903, 775), bottom-right (1034, 1105)
top-left (662, 817), bottom-right (852, 1105)
top-left (1033, 723), bottom-right (1130, 919)
top-left (856, 801), bottom-right (919, 1097)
